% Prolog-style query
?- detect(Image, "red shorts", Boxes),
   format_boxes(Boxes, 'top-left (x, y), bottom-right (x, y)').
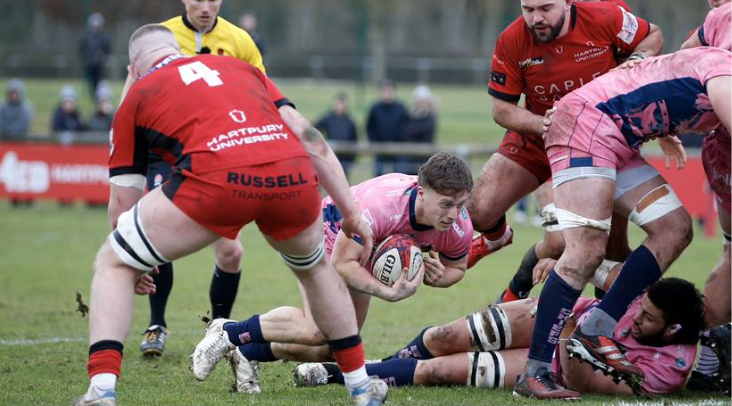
top-left (496, 129), bottom-right (552, 183)
top-left (162, 156), bottom-right (321, 240)
top-left (702, 129), bottom-right (731, 214)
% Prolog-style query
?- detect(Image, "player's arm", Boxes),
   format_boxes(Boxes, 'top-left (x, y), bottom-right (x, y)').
top-left (708, 75), bottom-right (732, 133)
top-left (492, 99), bottom-right (544, 137)
top-left (331, 232), bottom-right (423, 302)
top-left (107, 181), bottom-right (144, 229)
top-left (629, 23), bottom-right (663, 58)
top-left (423, 251), bottom-right (467, 288)
top-left (680, 27), bottom-right (703, 49)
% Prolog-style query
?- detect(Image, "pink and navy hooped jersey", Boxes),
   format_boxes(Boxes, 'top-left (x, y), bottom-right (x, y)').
top-left (556, 297), bottom-right (697, 394)
top-left (321, 173), bottom-right (473, 266)
top-left (700, 2), bottom-right (731, 51)
top-left (572, 47), bottom-right (731, 149)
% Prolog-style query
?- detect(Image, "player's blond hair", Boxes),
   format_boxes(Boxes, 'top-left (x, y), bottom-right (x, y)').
top-left (128, 24), bottom-right (179, 62)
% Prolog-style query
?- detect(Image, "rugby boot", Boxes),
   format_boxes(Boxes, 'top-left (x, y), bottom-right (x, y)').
top-left (191, 318), bottom-right (236, 380)
top-left (293, 363), bottom-right (330, 387)
top-left (467, 226), bottom-right (514, 269)
top-left (228, 348), bottom-right (261, 394)
top-left (708, 323), bottom-right (731, 394)
top-left (566, 328), bottom-right (645, 391)
top-left (350, 377), bottom-right (388, 406)
top-left (513, 368), bottom-right (581, 400)
top-left (140, 325), bottom-right (169, 357)
top-left (72, 391), bottom-right (116, 406)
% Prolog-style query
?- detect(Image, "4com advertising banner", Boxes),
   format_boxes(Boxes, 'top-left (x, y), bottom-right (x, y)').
top-left (0, 142), bottom-right (109, 204)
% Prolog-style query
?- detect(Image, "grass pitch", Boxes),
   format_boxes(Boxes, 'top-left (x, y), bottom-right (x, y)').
top-left (0, 199), bottom-right (728, 405)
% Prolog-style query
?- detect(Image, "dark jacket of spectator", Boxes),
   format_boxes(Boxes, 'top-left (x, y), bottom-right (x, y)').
top-left (52, 86), bottom-right (85, 133)
top-left (79, 13), bottom-right (111, 97)
top-left (0, 79), bottom-right (33, 139)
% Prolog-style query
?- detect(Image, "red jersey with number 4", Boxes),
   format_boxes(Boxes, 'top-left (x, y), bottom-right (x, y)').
top-left (488, 1), bottom-right (650, 115)
top-left (110, 54), bottom-right (306, 180)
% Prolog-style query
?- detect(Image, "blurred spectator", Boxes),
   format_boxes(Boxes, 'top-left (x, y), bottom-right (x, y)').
top-left (395, 84), bottom-right (437, 175)
top-left (366, 80), bottom-right (409, 176)
top-left (52, 86), bottom-right (85, 136)
top-left (0, 78), bottom-right (33, 140)
top-left (86, 81), bottom-right (115, 132)
top-left (78, 12), bottom-right (111, 99)
top-left (315, 93), bottom-right (358, 179)
top-left (240, 13), bottom-right (266, 59)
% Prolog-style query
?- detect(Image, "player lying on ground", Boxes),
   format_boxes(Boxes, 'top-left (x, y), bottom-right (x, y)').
top-left (513, 46), bottom-right (732, 400)
top-left (295, 277), bottom-right (704, 396)
top-left (680, 1), bottom-right (732, 393)
top-left (465, 0), bottom-right (663, 295)
top-left (187, 153), bottom-right (474, 393)
top-left (75, 24), bottom-right (387, 406)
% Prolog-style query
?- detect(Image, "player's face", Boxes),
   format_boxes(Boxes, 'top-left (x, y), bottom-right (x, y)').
top-left (630, 294), bottom-right (670, 345)
top-left (709, 0), bottom-right (731, 8)
top-left (419, 187), bottom-right (470, 232)
top-left (521, 0), bottom-right (568, 43)
top-left (182, 0), bottom-right (221, 31)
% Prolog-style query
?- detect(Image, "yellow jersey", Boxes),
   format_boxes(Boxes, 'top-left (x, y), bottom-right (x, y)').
top-left (160, 15), bottom-right (265, 74)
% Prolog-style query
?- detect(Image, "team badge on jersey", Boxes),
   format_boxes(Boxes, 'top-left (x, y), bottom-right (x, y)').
top-left (490, 71), bottom-right (507, 86)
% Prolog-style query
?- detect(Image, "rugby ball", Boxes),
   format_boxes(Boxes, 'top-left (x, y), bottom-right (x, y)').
top-left (370, 234), bottom-right (423, 286)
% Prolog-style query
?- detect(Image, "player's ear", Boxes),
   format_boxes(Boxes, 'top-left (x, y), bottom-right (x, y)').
top-left (667, 323), bottom-right (681, 335)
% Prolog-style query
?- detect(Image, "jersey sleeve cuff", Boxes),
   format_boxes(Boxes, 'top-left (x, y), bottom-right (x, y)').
top-left (110, 166), bottom-right (148, 178)
top-left (488, 88), bottom-right (521, 103)
top-left (440, 250), bottom-right (468, 262)
top-left (275, 98), bottom-right (296, 110)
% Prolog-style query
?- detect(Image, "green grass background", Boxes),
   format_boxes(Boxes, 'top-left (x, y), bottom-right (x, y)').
top-left (0, 78), bottom-right (726, 405)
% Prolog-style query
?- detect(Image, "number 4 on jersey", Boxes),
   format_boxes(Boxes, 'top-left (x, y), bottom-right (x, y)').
top-left (178, 61), bottom-right (223, 87)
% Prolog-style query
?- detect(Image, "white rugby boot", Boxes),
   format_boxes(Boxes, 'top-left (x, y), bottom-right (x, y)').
top-left (350, 377), bottom-right (388, 406)
top-left (228, 348), bottom-right (261, 394)
top-left (293, 363), bottom-right (330, 387)
top-left (191, 318), bottom-right (236, 380)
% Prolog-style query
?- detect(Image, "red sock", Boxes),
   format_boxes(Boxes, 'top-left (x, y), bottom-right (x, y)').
top-left (502, 286), bottom-right (520, 302)
top-left (331, 342), bottom-right (365, 373)
top-left (87, 350), bottom-right (122, 378)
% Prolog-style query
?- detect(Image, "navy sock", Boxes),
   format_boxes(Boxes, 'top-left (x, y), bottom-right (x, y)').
top-left (326, 359), bottom-right (418, 387)
top-left (224, 314), bottom-right (265, 346)
top-left (528, 270), bottom-right (582, 363)
top-left (596, 245), bottom-right (662, 321)
top-left (392, 327), bottom-right (434, 360)
top-left (238, 342), bottom-right (277, 362)
top-left (209, 266), bottom-right (241, 319)
top-left (149, 262), bottom-right (173, 328)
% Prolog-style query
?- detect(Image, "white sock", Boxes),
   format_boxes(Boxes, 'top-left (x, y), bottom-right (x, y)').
top-left (342, 366), bottom-right (370, 393)
top-left (84, 373), bottom-right (116, 400)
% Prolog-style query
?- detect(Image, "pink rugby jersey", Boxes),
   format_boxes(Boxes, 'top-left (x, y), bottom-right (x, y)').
top-left (321, 173), bottom-right (473, 267)
top-left (554, 297), bottom-right (696, 394)
top-left (573, 47), bottom-right (731, 149)
top-left (700, 2), bottom-right (731, 51)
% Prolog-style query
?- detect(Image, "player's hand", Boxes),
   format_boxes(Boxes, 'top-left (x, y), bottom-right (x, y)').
top-left (341, 215), bottom-right (374, 266)
top-left (542, 105), bottom-right (557, 140)
top-left (422, 251), bottom-right (444, 286)
top-left (388, 265), bottom-right (425, 302)
top-left (658, 135), bottom-right (686, 169)
top-left (135, 267), bottom-right (159, 295)
top-left (532, 258), bottom-right (557, 285)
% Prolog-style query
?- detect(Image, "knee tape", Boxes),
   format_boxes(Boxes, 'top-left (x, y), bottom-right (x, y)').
top-left (591, 259), bottom-right (620, 290)
top-left (467, 351), bottom-right (506, 389)
top-left (280, 237), bottom-right (325, 271)
top-left (466, 305), bottom-right (512, 351)
top-left (629, 184), bottom-right (683, 227)
top-left (555, 208), bottom-right (612, 232)
top-left (109, 203), bottom-right (169, 271)
top-left (539, 203), bottom-right (562, 233)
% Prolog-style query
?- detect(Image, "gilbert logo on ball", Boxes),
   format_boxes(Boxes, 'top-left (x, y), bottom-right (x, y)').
top-left (370, 234), bottom-right (423, 286)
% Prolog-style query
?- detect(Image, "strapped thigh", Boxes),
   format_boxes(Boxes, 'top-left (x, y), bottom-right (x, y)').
top-left (466, 351), bottom-right (507, 389)
top-left (280, 236), bottom-right (326, 271)
top-left (109, 203), bottom-right (169, 271)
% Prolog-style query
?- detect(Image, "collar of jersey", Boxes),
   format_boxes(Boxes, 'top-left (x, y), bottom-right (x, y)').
top-left (182, 13), bottom-right (219, 34)
top-left (141, 54), bottom-right (186, 80)
top-left (408, 186), bottom-right (433, 232)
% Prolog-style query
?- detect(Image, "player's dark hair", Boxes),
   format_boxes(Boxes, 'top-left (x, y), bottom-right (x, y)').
top-left (418, 152), bottom-right (473, 195)
top-left (646, 277), bottom-right (705, 345)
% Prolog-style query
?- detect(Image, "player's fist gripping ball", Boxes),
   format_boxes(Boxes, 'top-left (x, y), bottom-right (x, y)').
top-left (370, 234), bottom-right (423, 286)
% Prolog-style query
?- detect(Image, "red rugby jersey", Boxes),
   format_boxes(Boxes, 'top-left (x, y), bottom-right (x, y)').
top-left (488, 1), bottom-right (650, 115)
top-left (110, 54), bottom-right (307, 179)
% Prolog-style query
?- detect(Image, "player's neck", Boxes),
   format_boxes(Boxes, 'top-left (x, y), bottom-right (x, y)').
top-left (188, 14), bottom-right (216, 34)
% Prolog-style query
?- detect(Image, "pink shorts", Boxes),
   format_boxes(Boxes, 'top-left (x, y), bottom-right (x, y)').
top-left (702, 128), bottom-right (731, 214)
top-left (546, 94), bottom-right (637, 174)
